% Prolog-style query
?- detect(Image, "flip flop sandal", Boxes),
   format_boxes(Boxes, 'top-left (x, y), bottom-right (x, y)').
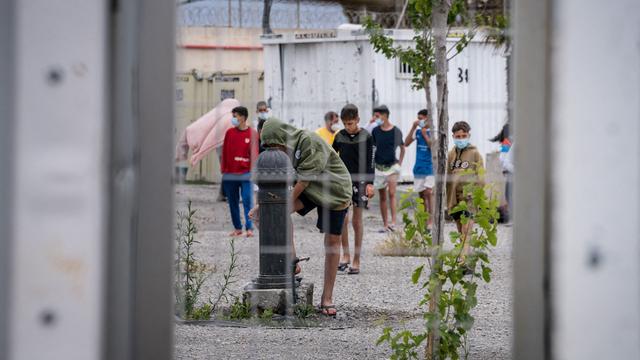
top-left (337, 262), bottom-right (350, 271)
top-left (318, 304), bottom-right (337, 317)
top-left (293, 256), bottom-right (309, 275)
top-left (347, 267), bottom-right (360, 275)
top-left (228, 230), bottom-right (243, 237)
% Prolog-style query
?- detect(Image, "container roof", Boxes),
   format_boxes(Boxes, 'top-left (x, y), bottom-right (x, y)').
top-left (261, 26), bottom-right (493, 45)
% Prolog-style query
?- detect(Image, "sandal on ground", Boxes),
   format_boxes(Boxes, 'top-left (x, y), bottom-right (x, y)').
top-left (229, 230), bottom-right (243, 237)
top-left (347, 267), bottom-right (360, 275)
top-left (293, 256), bottom-right (309, 275)
top-left (318, 304), bottom-right (337, 317)
top-left (337, 262), bottom-right (350, 271)
top-left (387, 225), bottom-right (397, 232)
top-left (245, 229), bottom-right (254, 237)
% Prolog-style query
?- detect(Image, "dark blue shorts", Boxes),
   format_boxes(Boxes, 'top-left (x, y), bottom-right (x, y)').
top-left (296, 193), bottom-right (347, 236)
top-left (450, 210), bottom-right (472, 221)
top-left (351, 182), bottom-right (369, 208)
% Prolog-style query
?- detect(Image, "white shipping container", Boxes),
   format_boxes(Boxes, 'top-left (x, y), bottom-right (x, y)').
top-left (262, 26), bottom-right (508, 180)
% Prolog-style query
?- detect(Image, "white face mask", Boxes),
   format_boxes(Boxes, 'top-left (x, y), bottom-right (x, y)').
top-left (258, 111), bottom-right (269, 120)
top-left (330, 123), bottom-right (342, 132)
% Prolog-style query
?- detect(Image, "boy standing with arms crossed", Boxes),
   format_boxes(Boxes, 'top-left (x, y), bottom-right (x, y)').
top-left (371, 105), bottom-right (405, 232)
top-left (332, 104), bottom-right (375, 274)
top-left (404, 109), bottom-right (434, 229)
top-left (446, 121), bottom-right (484, 260)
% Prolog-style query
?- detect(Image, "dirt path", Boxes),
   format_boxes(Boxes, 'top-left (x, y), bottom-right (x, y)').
top-left (174, 184), bottom-right (512, 359)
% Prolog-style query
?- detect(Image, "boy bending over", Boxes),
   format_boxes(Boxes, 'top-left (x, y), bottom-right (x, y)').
top-left (253, 119), bottom-right (352, 316)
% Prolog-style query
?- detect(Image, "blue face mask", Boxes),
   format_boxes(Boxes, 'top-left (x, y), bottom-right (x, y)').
top-left (418, 120), bottom-right (426, 128)
top-left (258, 112), bottom-right (268, 120)
top-left (375, 118), bottom-right (383, 126)
top-left (231, 117), bottom-right (240, 127)
top-left (454, 138), bottom-right (470, 149)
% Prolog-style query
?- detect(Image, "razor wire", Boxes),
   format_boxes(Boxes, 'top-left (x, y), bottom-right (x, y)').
top-left (177, 0), bottom-right (348, 29)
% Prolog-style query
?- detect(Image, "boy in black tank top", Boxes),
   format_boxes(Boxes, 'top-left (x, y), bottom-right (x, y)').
top-left (332, 104), bottom-right (374, 274)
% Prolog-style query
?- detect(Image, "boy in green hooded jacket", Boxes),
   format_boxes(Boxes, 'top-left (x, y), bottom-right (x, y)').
top-left (250, 119), bottom-right (352, 316)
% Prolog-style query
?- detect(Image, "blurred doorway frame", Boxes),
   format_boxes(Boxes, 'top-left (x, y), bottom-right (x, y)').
top-left (0, 0), bottom-right (175, 359)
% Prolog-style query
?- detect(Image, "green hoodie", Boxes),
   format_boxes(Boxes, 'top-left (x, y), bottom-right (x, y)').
top-left (260, 119), bottom-right (352, 210)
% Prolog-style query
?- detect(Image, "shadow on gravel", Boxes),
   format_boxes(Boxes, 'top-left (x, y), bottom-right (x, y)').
top-left (176, 306), bottom-right (421, 330)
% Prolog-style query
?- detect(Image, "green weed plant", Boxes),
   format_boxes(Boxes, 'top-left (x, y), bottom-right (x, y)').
top-left (377, 178), bottom-right (500, 359)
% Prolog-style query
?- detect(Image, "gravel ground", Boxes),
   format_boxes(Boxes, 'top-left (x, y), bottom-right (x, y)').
top-left (174, 184), bottom-right (513, 359)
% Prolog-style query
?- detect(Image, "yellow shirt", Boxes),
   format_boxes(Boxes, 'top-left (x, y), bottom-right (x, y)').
top-left (315, 127), bottom-right (336, 145)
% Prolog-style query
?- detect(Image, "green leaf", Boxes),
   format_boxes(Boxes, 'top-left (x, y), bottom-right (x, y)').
top-left (487, 231), bottom-right (498, 246)
top-left (405, 226), bottom-right (417, 241)
top-left (450, 200), bottom-right (468, 214)
top-left (481, 265), bottom-right (492, 282)
top-left (477, 251), bottom-right (489, 263)
top-left (376, 327), bottom-right (392, 346)
top-left (412, 265), bottom-right (424, 284)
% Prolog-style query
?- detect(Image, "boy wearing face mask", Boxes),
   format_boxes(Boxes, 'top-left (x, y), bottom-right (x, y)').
top-left (446, 121), bottom-right (484, 259)
top-left (221, 106), bottom-right (259, 237)
top-left (315, 111), bottom-right (340, 145)
top-left (404, 109), bottom-right (434, 229)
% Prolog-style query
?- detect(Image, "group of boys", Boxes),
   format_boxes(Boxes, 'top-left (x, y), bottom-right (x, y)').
top-left (219, 101), bottom-right (483, 317)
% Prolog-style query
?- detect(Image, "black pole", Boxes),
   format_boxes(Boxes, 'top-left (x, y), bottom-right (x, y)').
top-left (262, 0), bottom-right (273, 34)
top-left (253, 148), bottom-right (293, 289)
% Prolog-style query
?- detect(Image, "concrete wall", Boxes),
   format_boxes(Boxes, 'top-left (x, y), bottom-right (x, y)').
top-left (176, 27), bottom-right (266, 73)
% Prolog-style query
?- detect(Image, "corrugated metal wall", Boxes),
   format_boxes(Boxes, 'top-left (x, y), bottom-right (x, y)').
top-left (264, 39), bottom-right (376, 130)
top-left (375, 40), bottom-right (508, 178)
top-left (263, 33), bottom-right (507, 180)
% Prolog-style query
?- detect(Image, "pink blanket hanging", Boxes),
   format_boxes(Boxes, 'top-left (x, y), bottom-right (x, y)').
top-left (179, 98), bottom-right (240, 166)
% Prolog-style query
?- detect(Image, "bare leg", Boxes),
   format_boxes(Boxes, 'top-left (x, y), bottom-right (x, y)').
top-left (388, 174), bottom-right (398, 226)
top-left (340, 207), bottom-right (351, 264)
top-left (290, 199), bottom-right (305, 273)
top-left (351, 206), bottom-right (364, 269)
top-left (461, 219), bottom-right (474, 257)
top-left (425, 188), bottom-right (433, 227)
top-left (379, 188), bottom-right (388, 228)
top-left (421, 189), bottom-right (434, 227)
top-left (321, 233), bottom-right (341, 308)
